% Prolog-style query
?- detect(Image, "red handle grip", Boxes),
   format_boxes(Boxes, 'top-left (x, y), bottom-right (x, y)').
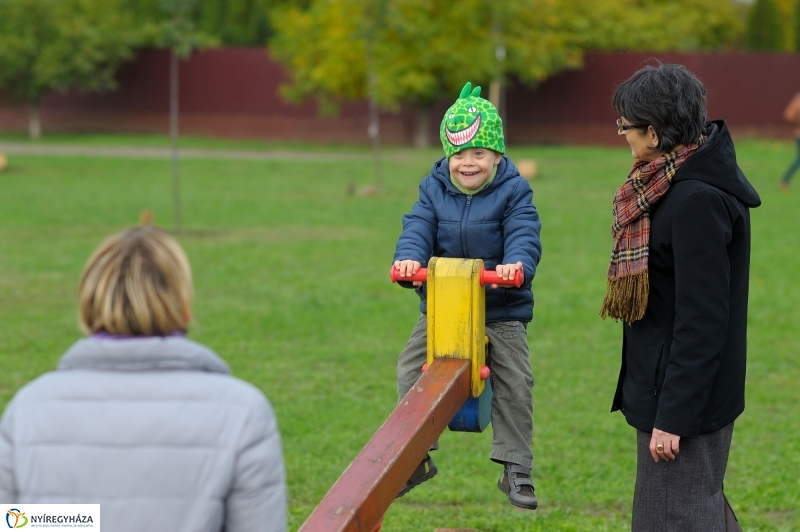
top-left (389, 267), bottom-right (427, 284)
top-left (479, 269), bottom-right (524, 288)
top-left (389, 266), bottom-right (523, 288)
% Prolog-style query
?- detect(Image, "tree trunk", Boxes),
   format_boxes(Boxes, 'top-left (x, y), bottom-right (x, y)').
top-left (366, 36), bottom-right (383, 191)
top-left (413, 106), bottom-right (431, 148)
top-left (490, 10), bottom-right (507, 123)
top-left (28, 103), bottom-right (41, 140)
top-left (489, 78), bottom-right (506, 124)
top-left (170, 49), bottom-right (182, 233)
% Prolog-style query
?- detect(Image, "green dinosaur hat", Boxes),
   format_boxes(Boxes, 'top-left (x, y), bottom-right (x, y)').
top-left (440, 82), bottom-right (505, 159)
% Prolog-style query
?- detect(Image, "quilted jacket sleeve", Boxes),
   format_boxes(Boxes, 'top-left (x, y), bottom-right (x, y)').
top-left (394, 177), bottom-right (438, 266)
top-left (226, 395), bottom-right (287, 532)
top-left (501, 178), bottom-right (542, 289)
top-left (0, 401), bottom-right (18, 501)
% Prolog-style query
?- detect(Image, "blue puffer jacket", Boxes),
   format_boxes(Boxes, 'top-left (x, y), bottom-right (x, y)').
top-left (394, 155), bottom-right (542, 322)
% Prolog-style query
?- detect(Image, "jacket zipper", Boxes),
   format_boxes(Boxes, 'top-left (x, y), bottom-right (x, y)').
top-left (460, 196), bottom-right (472, 257)
top-left (654, 342), bottom-right (665, 397)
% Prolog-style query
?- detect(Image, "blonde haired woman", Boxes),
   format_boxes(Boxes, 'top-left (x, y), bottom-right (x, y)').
top-left (0, 225), bottom-right (287, 532)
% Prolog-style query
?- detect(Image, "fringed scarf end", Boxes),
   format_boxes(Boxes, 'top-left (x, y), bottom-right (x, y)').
top-left (599, 270), bottom-right (649, 324)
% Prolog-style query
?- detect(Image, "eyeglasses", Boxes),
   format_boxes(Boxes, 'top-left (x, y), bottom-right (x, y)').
top-left (617, 118), bottom-right (648, 133)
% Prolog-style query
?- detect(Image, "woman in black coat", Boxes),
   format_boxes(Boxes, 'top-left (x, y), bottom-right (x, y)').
top-left (601, 63), bottom-right (761, 531)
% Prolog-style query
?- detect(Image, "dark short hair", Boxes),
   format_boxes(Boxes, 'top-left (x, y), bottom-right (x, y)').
top-left (612, 62), bottom-right (707, 153)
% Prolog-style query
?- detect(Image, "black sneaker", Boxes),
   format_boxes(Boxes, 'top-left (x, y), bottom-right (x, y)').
top-left (396, 454), bottom-right (437, 498)
top-left (498, 463), bottom-right (538, 510)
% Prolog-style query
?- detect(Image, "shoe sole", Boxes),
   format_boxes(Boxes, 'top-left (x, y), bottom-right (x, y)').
top-left (396, 466), bottom-right (437, 498)
top-left (497, 479), bottom-right (539, 510)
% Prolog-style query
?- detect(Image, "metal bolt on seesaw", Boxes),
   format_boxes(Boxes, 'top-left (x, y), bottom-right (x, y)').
top-left (299, 258), bottom-right (520, 532)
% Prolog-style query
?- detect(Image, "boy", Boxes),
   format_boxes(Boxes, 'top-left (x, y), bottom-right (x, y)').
top-left (392, 82), bottom-right (542, 510)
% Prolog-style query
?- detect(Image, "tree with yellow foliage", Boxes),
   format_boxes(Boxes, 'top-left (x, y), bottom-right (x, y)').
top-left (269, 0), bottom-right (747, 147)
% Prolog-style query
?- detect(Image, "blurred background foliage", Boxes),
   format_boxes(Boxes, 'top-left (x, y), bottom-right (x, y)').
top-left (1, 0), bottom-right (800, 139)
top-left (268, 0), bottom-right (752, 111)
top-left (747, 0), bottom-right (800, 51)
top-left (124, 0), bottom-right (307, 45)
top-left (0, 0), bottom-right (138, 137)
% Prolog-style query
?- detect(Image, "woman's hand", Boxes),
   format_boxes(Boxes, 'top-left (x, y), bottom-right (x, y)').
top-left (650, 428), bottom-right (681, 462)
top-left (491, 262), bottom-right (524, 289)
top-left (393, 260), bottom-right (423, 286)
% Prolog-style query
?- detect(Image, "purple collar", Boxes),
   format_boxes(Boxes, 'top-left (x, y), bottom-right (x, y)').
top-left (91, 331), bottom-right (186, 340)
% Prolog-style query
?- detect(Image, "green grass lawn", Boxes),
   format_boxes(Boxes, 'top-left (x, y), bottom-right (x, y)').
top-left (0, 137), bottom-right (798, 531)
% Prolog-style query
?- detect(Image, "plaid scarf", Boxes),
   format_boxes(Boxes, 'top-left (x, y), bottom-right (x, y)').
top-left (600, 137), bottom-right (705, 323)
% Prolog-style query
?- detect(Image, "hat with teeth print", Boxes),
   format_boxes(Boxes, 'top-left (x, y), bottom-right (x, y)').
top-left (440, 82), bottom-right (505, 159)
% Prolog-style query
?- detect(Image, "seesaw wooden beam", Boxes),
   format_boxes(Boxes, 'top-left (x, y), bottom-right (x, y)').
top-left (298, 358), bottom-right (472, 532)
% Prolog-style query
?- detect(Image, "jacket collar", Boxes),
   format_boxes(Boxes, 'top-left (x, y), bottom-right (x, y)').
top-left (58, 335), bottom-right (230, 374)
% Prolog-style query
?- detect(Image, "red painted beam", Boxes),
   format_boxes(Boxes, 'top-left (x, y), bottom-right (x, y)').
top-left (298, 358), bottom-right (472, 532)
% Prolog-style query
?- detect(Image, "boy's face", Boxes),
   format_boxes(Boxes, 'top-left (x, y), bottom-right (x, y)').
top-left (448, 148), bottom-right (502, 190)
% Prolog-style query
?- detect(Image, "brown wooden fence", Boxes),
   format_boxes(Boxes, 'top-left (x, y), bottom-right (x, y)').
top-left (1, 48), bottom-right (798, 146)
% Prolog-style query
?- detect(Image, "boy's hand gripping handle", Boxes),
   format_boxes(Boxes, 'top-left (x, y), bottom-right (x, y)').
top-left (389, 266), bottom-right (523, 288)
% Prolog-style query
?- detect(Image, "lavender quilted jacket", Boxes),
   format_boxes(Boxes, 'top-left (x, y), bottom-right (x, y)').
top-left (0, 335), bottom-right (287, 532)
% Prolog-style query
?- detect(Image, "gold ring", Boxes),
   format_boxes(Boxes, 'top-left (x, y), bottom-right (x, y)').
top-left (657, 444), bottom-right (664, 452)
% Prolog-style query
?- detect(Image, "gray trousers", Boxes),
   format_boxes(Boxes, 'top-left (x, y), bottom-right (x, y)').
top-left (632, 422), bottom-right (734, 532)
top-left (396, 315), bottom-right (534, 468)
